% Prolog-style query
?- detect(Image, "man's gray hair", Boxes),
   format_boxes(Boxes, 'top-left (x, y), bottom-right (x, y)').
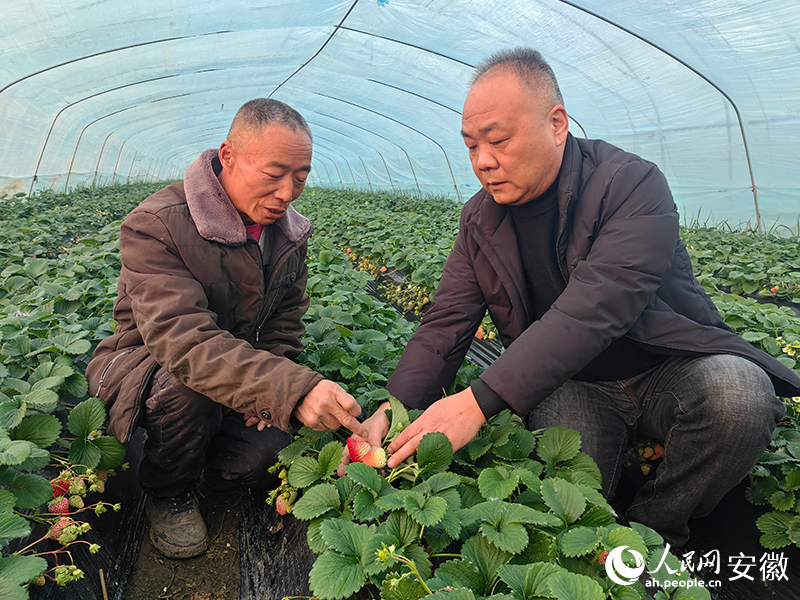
top-left (228, 98), bottom-right (312, 143)
top-left (470, 47), bottom-right (564, 108)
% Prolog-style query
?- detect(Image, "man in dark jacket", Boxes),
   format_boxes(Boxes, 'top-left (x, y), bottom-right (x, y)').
top-left (86, 99), bottom-right (364, 558)
top-left (357, 48), bottom-right (800, 546)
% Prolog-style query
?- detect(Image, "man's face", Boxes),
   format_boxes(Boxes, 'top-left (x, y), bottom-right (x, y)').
top-left (461, 71), bottom-right (568, 206)
top-left (218, 124), bottom-right (312, 225)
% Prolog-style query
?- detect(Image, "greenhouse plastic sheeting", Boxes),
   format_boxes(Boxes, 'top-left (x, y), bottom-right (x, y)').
top-left (1, 0), bottom-right (799, 229)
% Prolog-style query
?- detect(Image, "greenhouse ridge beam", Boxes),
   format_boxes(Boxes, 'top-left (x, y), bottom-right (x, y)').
top-left (0, 31), bottom-right (233, 98)
top-left (268, 0), bottom-right (361, 99)
top-left (309, 119), bottom-right (422, 195)
top-left (558, 0), bottom-right (762, 233)
top-left (315, 92), bottom-right (461, 201)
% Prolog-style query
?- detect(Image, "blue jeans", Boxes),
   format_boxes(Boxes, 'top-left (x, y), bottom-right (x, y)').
top-left (528, 355), bottom-right (785, 546)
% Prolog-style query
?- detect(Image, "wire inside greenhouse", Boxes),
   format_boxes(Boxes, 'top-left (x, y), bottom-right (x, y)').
top-left (1, 2), bottom-right (800, 600)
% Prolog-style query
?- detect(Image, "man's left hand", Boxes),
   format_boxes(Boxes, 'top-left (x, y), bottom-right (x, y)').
top-left (386, 387), bottom-right (486, 469)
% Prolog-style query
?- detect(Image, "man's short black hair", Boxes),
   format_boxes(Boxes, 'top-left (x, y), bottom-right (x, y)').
top-left (228, 98), bottom-right (312, 142)
top-left (471, 47), bottom-right (564, 108)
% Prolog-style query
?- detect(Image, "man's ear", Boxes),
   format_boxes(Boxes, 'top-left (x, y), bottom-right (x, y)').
top-left (550, 105), bottom-right (569, 146)
top-left (218, 140), bottom-right (234, 169)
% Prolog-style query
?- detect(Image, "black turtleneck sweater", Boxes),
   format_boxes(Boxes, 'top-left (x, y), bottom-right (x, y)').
top-left (471, 178), bottom-right (667, 419)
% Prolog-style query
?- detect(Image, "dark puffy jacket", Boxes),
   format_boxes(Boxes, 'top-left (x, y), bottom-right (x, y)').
top-left (86, 149), bottom-right (323, 442)
top-left (386, 134), bottom-right (800, 413)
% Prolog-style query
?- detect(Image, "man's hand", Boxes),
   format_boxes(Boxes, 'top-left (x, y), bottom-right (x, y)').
top-left (337, 402), bottom-right (391, 477)
top-left (244, 415), bottom-right (271, 431)
top-left (294, 379), bottom-right (365, 435)
top-left (386, 387), bottom-right (486, 469)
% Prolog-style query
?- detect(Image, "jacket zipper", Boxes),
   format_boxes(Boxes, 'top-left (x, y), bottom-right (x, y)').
top-left (252, 240), bottom-right (297, 344)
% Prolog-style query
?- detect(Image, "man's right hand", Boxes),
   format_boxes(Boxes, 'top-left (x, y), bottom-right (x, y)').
top-left (293, 379), bottom-right (365, 435)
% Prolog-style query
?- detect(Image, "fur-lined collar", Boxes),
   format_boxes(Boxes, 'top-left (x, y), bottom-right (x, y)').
top-left (183, 149), bottom-right (312, 245)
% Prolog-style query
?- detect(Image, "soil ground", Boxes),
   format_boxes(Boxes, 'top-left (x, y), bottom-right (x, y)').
top-left (123, 487), bottom-right (242, 600)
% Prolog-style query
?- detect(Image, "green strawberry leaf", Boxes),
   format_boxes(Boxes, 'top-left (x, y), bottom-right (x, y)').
top-left (0, 439), bottom-right (31, 466)
top-left (460, 533), bottom-right (511, 595)
top-left (480, 520), bottom-right (528, 554)
top-left (0, 554), bottom-right (48, 585)
top-left (24, 389), bottom-right (59, 414)
top-left (477, 467), bottom-right (520, 501)
top-left (547, 571), bottom-right (605, 600)
top-left (498, 561), bottom-right (568, 598)
top-left (426, 589), bottom-right (478, 600)
top-left (94, 435), bottom-right (127, 470)
top-left (15, 414), bottom-right (62, 448)
top-left (7, 473), bottom-right (52, 510)
top-left (380, 573), bottom-right (428, 600)
top-left (417, 431), bottom-right (452, 477)
top-left (320, 518), bottom-right (372, 557)
top-left (0, 491), bottom-right (16, 512)
top-left (0, 398), bottom-right (26, 430)
top-left (384, 395), bottom-right (410, 445)
top-left (352, 489), bottom-right (386, 521)
top-left (560, 526), bottom-right (601, 557)
top-left (345, 461), bottom-right (384, 495)
top-left (69, 437), bottom-right (102, 469)
top-left (277, 440), bottom-right (308, 463)
top-left (317, 441), bottom-right (344, 477)
top-left (537, 427), bottom-right (582, 464)
top-left (0, 511), bottom-right (32, 548)
top-left (292, 483), bottom-right (341, 520)
top-left (540, 478), bottom-right (586, 525)
top-left (403, 492), bottom-right (447, 527)
top-left (16, 447), bottom-right (50, 472)
top-left (288, 456), bottom-right (324, 489)
top-left (308, 551), bottom-right (365, 600)
top-left (67, 397), bottom-right (106, 437)
top-left (432, 559), bottom-right (484, 592)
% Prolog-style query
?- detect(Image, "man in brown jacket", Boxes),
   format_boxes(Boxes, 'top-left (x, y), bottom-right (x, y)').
top-left (352, 49), bottom-right (800, 546)
top-left (86, 99), bottom-right (364, 558)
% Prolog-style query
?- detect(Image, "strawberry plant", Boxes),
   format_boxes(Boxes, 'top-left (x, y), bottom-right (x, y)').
top-left (268, 399), bottom-right (710, 600)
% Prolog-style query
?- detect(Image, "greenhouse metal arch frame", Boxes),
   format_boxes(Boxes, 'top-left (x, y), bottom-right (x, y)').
top-left (2, 0), bottom-right (799, 229)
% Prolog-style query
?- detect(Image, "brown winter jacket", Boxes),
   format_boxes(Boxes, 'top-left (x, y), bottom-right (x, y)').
top-left (86, 149), bottom-right (323, 442)
top-left (386, 134), bottom-right (800, 414)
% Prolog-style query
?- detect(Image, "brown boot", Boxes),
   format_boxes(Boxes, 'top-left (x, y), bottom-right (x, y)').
top-left (145, 491), bottom-right (209, 559)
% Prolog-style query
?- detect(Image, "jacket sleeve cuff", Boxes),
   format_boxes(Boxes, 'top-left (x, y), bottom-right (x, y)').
top-left (470, 377), bottom-right (509, 420)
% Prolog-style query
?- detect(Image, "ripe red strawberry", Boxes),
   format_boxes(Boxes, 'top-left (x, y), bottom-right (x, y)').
top-left (346, 248), bottom-right (352, 254)
top-left (51, 479), bottom-right (70, 498)
top-left (347, 438), bottom-right (371, 462)
top-left (599, 551), bottom-right (610, 565)
top-left (380, 266), bottom-right (388, 273)
top-left (48, 517), bottom-right (73, 542)
top-left (362, 447), bottom-right (387, 469)
top-left (276, 495), bottom-right (289, 515)
top-left (49, 497), bottom-right (70, 514)
top-left (771, 287), bottom-right (778, 294)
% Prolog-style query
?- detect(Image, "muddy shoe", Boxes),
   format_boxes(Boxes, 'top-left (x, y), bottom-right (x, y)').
top-left (145, 491), bottom-right (209, 559)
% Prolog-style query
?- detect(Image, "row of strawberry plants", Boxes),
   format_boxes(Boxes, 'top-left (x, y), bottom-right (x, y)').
top-left (268, 400), bottom-right (708, 600)
top-left (0, 184), bottom-right (475, 598)
top-left (683, 227), bottom-right (800, 303)
top-left (0, 184), bottom-right (167, 597)
top-left (296, 188), bottom-right (800, 553)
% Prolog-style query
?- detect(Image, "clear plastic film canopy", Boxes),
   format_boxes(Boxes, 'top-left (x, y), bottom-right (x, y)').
top-left (2, 0), bottom-right (799, 230)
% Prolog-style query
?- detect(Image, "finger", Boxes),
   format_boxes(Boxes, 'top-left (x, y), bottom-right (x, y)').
top-left (387, 433), bottom-right (422, 469)
top-left (337, 448), bottom-right (351, 477)
top-left (244, 417), bottom-right (260, 428)
top-left (333, 387), bottom-right (362, 417)
top-left (387, 421), bottom-right (418, 454)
